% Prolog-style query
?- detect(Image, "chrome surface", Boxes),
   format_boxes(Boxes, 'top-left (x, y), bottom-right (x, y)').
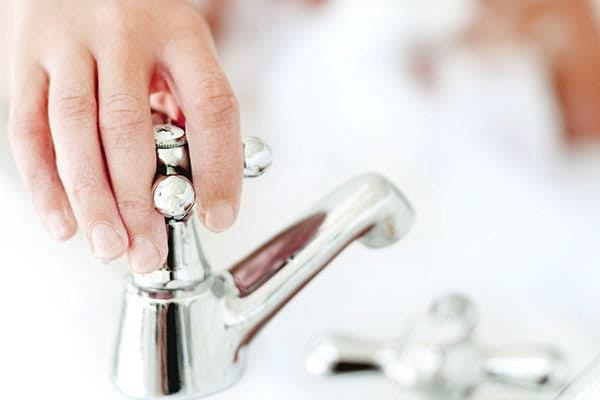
top-left (153, 175), bottom-right (196, 220)
top-left (154, 124), bottom-right (190, 178)
top-left (306, 294), bottom-right (568, 399)
top-left (553, 357), bottom-right (600, 399)
top-left (243, 135), bottom-right (272, 178)
top-left (113, 121), bottom-right (414, 399)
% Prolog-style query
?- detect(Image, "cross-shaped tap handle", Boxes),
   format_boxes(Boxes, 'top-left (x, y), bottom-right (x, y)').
top-left (151, 122), bottom-right (272, 220)
top-left (306, 294), bottom-right (568, 399)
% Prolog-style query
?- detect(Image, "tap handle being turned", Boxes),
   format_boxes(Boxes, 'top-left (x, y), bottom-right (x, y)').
top-left (306, 294), bottom-right (568, 398)
top-left (151, 122), bottom-right (272, 220)
top-left (152, 123), bottom-right (195, 220)
top-left (132, 117), bottom-right (272, 287)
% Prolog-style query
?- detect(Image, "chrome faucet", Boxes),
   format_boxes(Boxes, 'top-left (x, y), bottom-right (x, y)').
top-left (113, 121), bottom-right (415, 399)
top-left (306, 294), bottom-right (568, 399)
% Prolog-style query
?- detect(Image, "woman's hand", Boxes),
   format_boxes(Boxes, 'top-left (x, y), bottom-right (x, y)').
top-left (8, 0), bottom-right (243, 272)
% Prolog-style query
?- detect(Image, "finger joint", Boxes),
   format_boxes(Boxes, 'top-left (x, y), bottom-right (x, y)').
top-left (192, 75), bottom-right (238, 128)
top-left (100, 93), bottom-right (147, 133)
top-left (53, 94), bottom-right (96, 122)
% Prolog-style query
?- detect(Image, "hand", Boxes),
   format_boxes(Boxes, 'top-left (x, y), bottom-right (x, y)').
top-left (470, 0), bottom-right (600, 141)
top-left (8, 0), bottom-right (243, 272)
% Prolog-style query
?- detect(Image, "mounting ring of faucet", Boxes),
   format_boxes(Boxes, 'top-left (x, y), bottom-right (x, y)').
top-left (154, 124), bottom-right (187, 149)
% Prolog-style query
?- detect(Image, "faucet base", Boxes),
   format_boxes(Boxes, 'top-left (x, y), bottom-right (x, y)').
top-left (114, 279), bottom-right (246, 399)
top-left (114, 375), bottom-right (243, 400)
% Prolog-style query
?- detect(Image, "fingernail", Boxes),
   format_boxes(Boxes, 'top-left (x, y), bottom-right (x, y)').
top-left (205, 202), bottom-right (235, 232)
top-left (47, 211), bottom-right (72, 241)
top-left (89, 222), bottom-right (127, 260)
top-left (128, 236), bottom-right (163, 274)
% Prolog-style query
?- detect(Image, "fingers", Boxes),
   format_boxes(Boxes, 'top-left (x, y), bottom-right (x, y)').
top-left (160, 25), bottom-right (243, 232)
top-left (96, 45), bottom-right (167, 273)
top-left (45, 45), bottom-right (129, 261)
top-left (8, 62), bottom-right (77, 241)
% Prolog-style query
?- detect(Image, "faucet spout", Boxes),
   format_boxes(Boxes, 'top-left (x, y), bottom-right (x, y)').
top-left (224, 173), bottom-right (415, 345)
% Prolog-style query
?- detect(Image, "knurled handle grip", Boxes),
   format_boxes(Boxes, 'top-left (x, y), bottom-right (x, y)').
top-left (152, 123), bottom-right (272, 220)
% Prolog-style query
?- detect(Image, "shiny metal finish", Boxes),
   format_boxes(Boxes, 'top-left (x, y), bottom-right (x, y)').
top-left (153, 175), bottom-right (196, 220)
top-left (243, 135), bottom-right (272, 178)
top-left (153, 125), bottom-right (272, 179)
top-left (154, 124), bottom-right (190, 178)
top-left (113, 122), bottom-right (414, 399)
top-left (154, 124), bottom-right (187, 148)
top-left (553, 357), bottom-right (600, 399)
top-left (224, 174), bottom-right (414, 331)
top-left (305, 294), bottom-right (568, 399)
top-left (152, 124), bottom-right (195, 221)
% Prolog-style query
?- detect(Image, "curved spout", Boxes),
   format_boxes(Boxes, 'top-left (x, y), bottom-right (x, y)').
top-left (223, 173), bottom-right (415, 344)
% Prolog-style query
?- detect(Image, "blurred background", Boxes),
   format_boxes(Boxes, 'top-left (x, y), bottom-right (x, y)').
top-left (2, 0), bottom-right (600, 399)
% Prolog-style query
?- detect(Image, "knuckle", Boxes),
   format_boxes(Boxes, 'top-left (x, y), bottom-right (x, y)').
top-left (27, 170), bottom-right (54, 191)
top-left (94, 1), bottom-right (132, 32)
top-left (53, 94), bottom-right (96, 121)
top-left (192, 75), bottom-right (238, 126)
top-left (67, 174), bottom-right (103, 205)
top-left (116, 194), bottom-right (151, 215)
top-left (108, 130), bottom-right (144, 152)
top-left (100, 93), bottom-right (146, 133)
top-left (167, 21), bottom-right (209, 44)
top-left (28, 172), bottom-right (62, 204)
top-left (8, 114), bottom-right (44, 143)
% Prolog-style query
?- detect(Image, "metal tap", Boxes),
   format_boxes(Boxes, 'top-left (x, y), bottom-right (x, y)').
top-left (113, 122), bottom-right (416, 399)
top-left (305, 294), bottom-right (568, 399)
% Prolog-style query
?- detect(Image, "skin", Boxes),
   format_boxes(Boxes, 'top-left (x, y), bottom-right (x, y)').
top-left (469, 0), bottom-right (600, 141)
top-left (7, 0), bottom-right (243, 273)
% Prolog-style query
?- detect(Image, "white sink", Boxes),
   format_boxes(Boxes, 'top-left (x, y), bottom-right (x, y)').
top-left (2, 102), bottom-right (600, 398)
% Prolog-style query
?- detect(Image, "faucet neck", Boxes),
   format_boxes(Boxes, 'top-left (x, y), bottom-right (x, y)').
top-left (133, 213), bottom-right (212, 290)
top-left (223, 174), bottom-right (415, 345)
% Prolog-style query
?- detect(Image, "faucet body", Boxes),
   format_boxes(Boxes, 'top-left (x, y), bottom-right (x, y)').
top-left (113, 127), bottom-right (415, 400)
top-left (115, 270), bottom-right (242, 398)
